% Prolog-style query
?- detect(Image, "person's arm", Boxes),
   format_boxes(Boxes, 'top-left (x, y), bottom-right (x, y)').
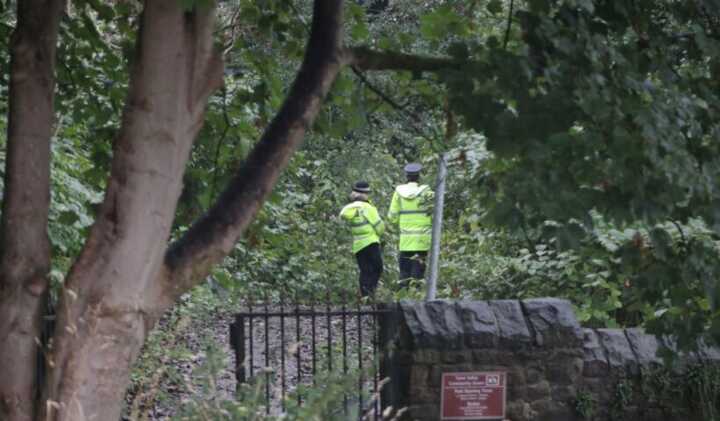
top-left (422, 186), bottom-right (435, 215)
top-left (338, 206), bottom-right (347, 222)
top-left (339, 204), bottom-right (354, 223)
top-left (367, 205), bottom-right (385, 236)
top-left (387, 191), bottom-right (400, 226)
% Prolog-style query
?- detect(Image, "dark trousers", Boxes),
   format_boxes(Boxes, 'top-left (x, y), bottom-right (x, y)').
top-left (355, 243), bottom-right (383, 296)
top-left (399, 251), bottom-right (427, 286)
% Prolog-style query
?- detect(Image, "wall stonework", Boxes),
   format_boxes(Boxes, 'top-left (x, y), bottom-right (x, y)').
top-left (383, 299), bottom-right (717, 421)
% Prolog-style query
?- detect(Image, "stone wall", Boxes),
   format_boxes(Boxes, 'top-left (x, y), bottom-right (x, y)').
top-left (381, 299), bottom-right (718, 421)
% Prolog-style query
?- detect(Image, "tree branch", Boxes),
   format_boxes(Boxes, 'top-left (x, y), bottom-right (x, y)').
top-left (161, 0), bottom-right (346, 302)
top-left (350, 66), bottom-right (436, 143)
top-left (346, 46), bottom-right (462, 72)
top-left (503, 0), bottom-right (515, 49)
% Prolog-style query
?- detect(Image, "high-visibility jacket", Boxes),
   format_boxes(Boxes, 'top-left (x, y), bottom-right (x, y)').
top-left (387, 182), bottom-right (434, 251)
top-left (339, 201), bottom-right (385, 254)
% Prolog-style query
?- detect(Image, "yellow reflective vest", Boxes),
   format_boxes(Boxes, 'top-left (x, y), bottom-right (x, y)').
top-left (339, 201), bottom-right (385, 254)
top-left (387, 182), bottom-right (434, 251)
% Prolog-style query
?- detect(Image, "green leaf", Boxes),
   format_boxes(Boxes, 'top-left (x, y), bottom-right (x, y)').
top-left (351, 21), bottom-right (369, 41)
top-left (487, 0), bottom-right (503, 14)
top-left (179, 0), bottom-right (195, 11)
top-left (649, 227), bottom-right (673, 261)
top-left (527, 0), bottom-right (550, 13)
top-left (348, 3), bottom-right (369, 41)
top-left (57, 210), bottom-right (80, 226)
top-left (420, 5), bottom-right (468, 40)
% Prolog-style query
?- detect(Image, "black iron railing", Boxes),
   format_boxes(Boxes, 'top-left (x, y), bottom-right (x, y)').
top-left (229, 296), bottom-right (397, 418)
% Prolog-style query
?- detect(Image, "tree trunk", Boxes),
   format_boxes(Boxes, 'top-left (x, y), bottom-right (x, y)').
top-left (0, 2), bottom-right (64, 420)
top-left (38, 2), bottom-right (223, 420)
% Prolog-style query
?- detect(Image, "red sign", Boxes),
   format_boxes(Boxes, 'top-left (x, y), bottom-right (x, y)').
top-left (440, 372), bottom-right (506, 420)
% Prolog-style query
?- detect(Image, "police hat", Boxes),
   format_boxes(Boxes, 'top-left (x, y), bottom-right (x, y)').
top-left (352, 181), bottom-right (371, 193)
top-left (404, 163), bottom-right (422, 175)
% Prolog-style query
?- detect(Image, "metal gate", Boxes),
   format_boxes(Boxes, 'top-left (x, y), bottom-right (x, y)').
top-left (229, 297), bottom-right (398, 418)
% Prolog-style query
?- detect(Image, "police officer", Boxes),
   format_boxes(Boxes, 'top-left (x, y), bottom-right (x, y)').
top-left (339, 181), bottom-right (385, 296)
top-left (387, 163), bottom-right (434, 285)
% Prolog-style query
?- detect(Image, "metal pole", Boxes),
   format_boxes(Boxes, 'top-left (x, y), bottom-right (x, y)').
top-left (425, 152), bottom-right (447, 300)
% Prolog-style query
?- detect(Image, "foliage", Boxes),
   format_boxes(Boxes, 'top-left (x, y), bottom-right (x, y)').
top-left (574, 363), bottom-right (720, 420)
top-left (573, 388), bottom-right (596, 420)
top-left (609, 379), bottom-right (634, 419)
top-left (126, 286), bottom-right (219, 419)
top-left (416, 0), bottom-right (720, 350)
top-left (641, 363), bottom-right (720, 420)
top-left (680, 363), bottom-right (720, 420)
top-left (47, 136), bottom-right (103, 289)
top-left (175, 367), bottom-right (380, 421)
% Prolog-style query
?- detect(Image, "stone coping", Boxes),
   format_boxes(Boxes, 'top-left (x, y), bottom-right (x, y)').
top-left (397, 299), bottom-right (720, 368)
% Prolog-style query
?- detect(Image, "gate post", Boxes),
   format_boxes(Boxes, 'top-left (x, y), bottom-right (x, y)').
top-left (229, 314), bottom-right (246, 386)
top-left (378, 302), bottom-right (404, 415)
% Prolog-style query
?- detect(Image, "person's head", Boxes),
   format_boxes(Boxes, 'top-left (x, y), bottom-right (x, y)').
top-left (350, 181), bottom-right (370, 202)
top-left (404, 163), bottom-right (422, 182)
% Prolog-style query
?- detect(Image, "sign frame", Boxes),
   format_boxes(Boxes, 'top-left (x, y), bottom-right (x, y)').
top-left (440, 371), bottom-right (507, 420)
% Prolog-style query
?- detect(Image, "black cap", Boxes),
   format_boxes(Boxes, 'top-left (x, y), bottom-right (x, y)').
top-left (352, 181), bottom-right (371, 193)
top-left (404, 163), bottom-right (422, 175)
